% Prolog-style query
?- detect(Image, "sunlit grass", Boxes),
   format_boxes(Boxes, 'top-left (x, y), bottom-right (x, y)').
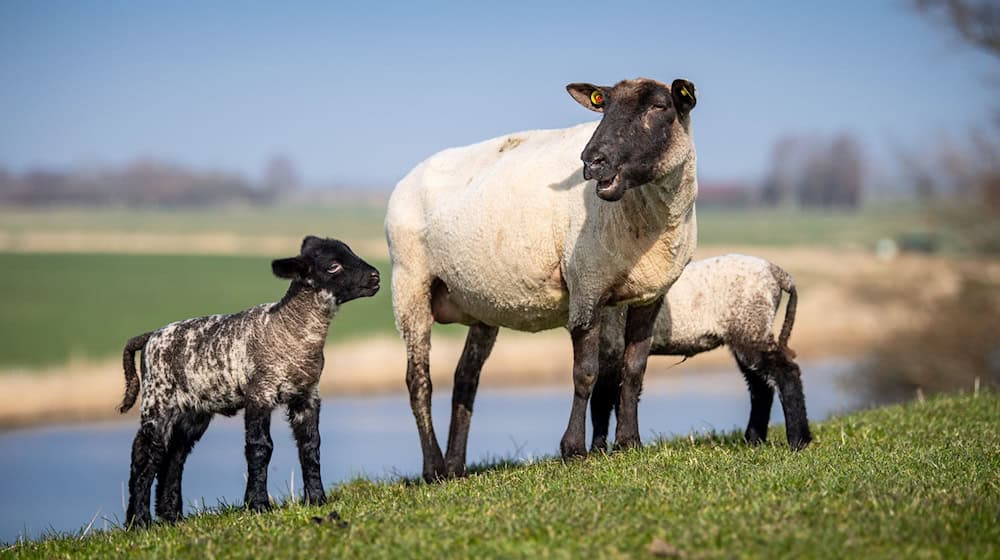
top-left (5, 391), bottom-right (997, 558)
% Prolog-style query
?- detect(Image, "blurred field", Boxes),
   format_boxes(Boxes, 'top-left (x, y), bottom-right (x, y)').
top-left (0, 203), bottom-right (934, 258)
top-left (3, 202), bottom-right (992, 427)
top-left (0, 252), bottom-right (472, 369)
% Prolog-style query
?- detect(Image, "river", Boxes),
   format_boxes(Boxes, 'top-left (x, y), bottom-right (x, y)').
top-left (0, 358), bottom-right (862, 544)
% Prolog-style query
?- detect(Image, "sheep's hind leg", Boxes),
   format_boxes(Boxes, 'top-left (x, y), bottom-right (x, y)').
top-left (288, 388), bottom-right (325, 505)
top-left (126, 421), bottom-right (167, 528)
top-left (560, 324), bottom-right (602, 458)
top-left (155, 412), bottom-right (212, 522)
top-left (590, 347), bottom-right (623, 453)
top-left (615, 298), bottom-right (664, 450)
top-left (734, 353), bottom-right (774, 446)
top-left (395, 272), bottom-right (446, 482)
top-left (766, 351), bottom-right (812, 450)
top-left (244, 402), bottom-right (274, 511)
top-left (445, 323), bottom-right (499, 478)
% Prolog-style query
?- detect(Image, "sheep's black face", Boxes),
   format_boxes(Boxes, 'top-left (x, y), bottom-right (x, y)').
top-left (272, 236), bottom-right (380, 304)
top-left (567, 78), bottom-right (696, 201)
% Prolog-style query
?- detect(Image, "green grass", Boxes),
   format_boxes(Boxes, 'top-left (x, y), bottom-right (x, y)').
top-left (0, 252), bottom-right (457, 369)
top-left (6, 391), bottom-right (997, 558)
top-left (695, 204), bottom-right (931, 247)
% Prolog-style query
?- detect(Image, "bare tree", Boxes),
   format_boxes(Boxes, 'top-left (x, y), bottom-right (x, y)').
top-left (913, 0), bottom-right (1000, 57)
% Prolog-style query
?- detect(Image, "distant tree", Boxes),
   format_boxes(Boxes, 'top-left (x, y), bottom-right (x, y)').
top-left (761, 133), bottom-right (864, 209)
top-left (263, 155), bottom-right (301, 201)
top-left (912, 0), bottom-right (1000, 57)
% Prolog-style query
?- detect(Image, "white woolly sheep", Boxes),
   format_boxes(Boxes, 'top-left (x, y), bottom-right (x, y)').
top-left (385, 77), bottom-right (700, 481)
top-left (118, 236), bottom-right (380, 527)
top-left (591, 254), bottom-right (812, 451)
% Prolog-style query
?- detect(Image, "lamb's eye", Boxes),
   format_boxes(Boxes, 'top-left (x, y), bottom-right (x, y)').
top-left (650, 103), bottom-right (669, 111)
top-left (327, 263), bottom-right (343, 275)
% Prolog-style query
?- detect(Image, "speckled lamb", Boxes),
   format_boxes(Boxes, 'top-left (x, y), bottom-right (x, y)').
top-left (591, 254), bottom-right (812, 451)
top-left (118, 236), bottom-right (380, 527)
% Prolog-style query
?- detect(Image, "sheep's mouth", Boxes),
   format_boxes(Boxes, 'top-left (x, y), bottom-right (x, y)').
top-left (595, 175), bottom-right (625, 201)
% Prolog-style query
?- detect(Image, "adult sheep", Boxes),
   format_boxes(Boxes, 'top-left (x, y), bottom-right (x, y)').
top-left (386, 77), bottom-right (700, 481)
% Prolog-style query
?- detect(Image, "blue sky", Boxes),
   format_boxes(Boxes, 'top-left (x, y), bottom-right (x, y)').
top-left (0, 0), bottom-right (996, 187)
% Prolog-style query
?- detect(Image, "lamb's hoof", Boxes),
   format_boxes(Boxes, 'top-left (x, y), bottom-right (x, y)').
top-left (246, 499), bottom-right (272, 513)
top-left (612, 436), bottom-right (642, 452)
top-left (445, 460), bottom-right (468, 479)
top-left (303, 491), bottom-right (327, 506)
top-left (422, 459), bottom-right (447, 483)
top-left (744, 429), bottom-right (767, 447)
top-left (788, 433), bottom-right (812, 451)
top-left (126, 514), bottom-right (152, 530)
top-left (590, 437), bottom-right (609, 454)
top-left (560, 438), bottom-right (588, 460)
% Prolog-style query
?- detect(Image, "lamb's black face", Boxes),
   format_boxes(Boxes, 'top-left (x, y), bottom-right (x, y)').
top-left (566, 78), bottom-right (697, 201)
top-left (272, 236), bottom-right (380, 304)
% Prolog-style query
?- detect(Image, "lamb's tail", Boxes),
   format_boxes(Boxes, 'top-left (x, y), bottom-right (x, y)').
top-left (119, 332), bottom-right (152, 413)
top-left (770, 263), bottom-right (798, 360)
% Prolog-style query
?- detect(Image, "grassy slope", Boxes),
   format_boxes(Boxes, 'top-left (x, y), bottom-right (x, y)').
top-left (6, 392), bottom-right (998, 558)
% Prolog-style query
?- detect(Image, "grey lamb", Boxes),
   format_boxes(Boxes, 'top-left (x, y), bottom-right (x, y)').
top-left (118, 236), bottom-right (380, 527)
top-left (592, 254), bottom-right (811, 451)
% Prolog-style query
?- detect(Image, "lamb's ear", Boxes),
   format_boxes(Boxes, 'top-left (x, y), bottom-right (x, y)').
top-left (300, 235), bottom-right (323, 253)
top-left (566, 83), bottom-right (607, 113)
top-left (272, 256), bottom-right (308, 279)
top-left (671, 79), bottom-right (696, 115)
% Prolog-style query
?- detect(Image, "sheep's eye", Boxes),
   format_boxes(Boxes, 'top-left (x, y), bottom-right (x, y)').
top-left (650, 103), bottom-right (669, 111)
top-left (327, 262), bottom-right (343, 275)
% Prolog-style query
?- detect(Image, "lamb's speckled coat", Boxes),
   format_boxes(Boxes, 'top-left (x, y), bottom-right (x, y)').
top-left (598, 254), bottom-right (793, 362)
top-left (591, 254), bottom-right (812, 451)
top-left (136, 290), bottom-right (334, 423)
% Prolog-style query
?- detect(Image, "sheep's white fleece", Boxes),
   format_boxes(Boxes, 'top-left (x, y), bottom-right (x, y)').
top-left (386, 120), bottom-right (698, 333)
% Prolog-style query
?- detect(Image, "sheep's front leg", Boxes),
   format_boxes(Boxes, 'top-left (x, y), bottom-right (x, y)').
top-left (590, 347), bottom-right (624, 453)
top-left (244, 403), bottom-right (274, 512)
top-left (615, 298), bottom-right (663, 450)
top-left (288, 389), bottom-right (325, 505)
top-left (445, 323), bottom-right (499, 478)
top-left (560, 323), bottom-right (601, 459)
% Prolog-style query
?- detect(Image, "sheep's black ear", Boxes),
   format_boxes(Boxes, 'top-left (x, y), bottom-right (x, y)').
top-left (671, 79), bottom-right (696, 115)
top-left (566, 83), bottom-right (607, 113)
top-left (300, 235), bottom-right (323, 253)
top-left (272, 256), bottom-right (308, 279)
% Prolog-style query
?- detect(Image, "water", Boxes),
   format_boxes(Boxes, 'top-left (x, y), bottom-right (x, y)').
top-left (0, 358), bottom-right (860, 544)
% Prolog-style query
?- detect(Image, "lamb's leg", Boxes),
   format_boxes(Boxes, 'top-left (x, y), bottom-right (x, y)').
top-left (615, 298), bottom-right (664, 450)
top-left (288, 389), bottom-right (325, 505)
top-left (590, 347), bottom-right (623, 453)
top-left (767, 351), bottom-right (812, 450)
top-left (244, 403), bottom-right (274, 511)
top-left (126, 421), bottom-right (167, 528)
top-left (155, 412), bottom-right (211, 522)
top-left (445, 323), bottom-right (499, 478)
top-left (395, 272), bottom-right (446, 482)
top-left (560, 324), bottom-right (602, 458)
top-left (734, 354), bottom-right (774, 446)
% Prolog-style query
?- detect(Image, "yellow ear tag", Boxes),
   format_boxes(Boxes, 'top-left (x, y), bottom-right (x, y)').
top-left (680, 87), bottom-right (691, 99)
top-left (590, 90), bottom-right (604, 107)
